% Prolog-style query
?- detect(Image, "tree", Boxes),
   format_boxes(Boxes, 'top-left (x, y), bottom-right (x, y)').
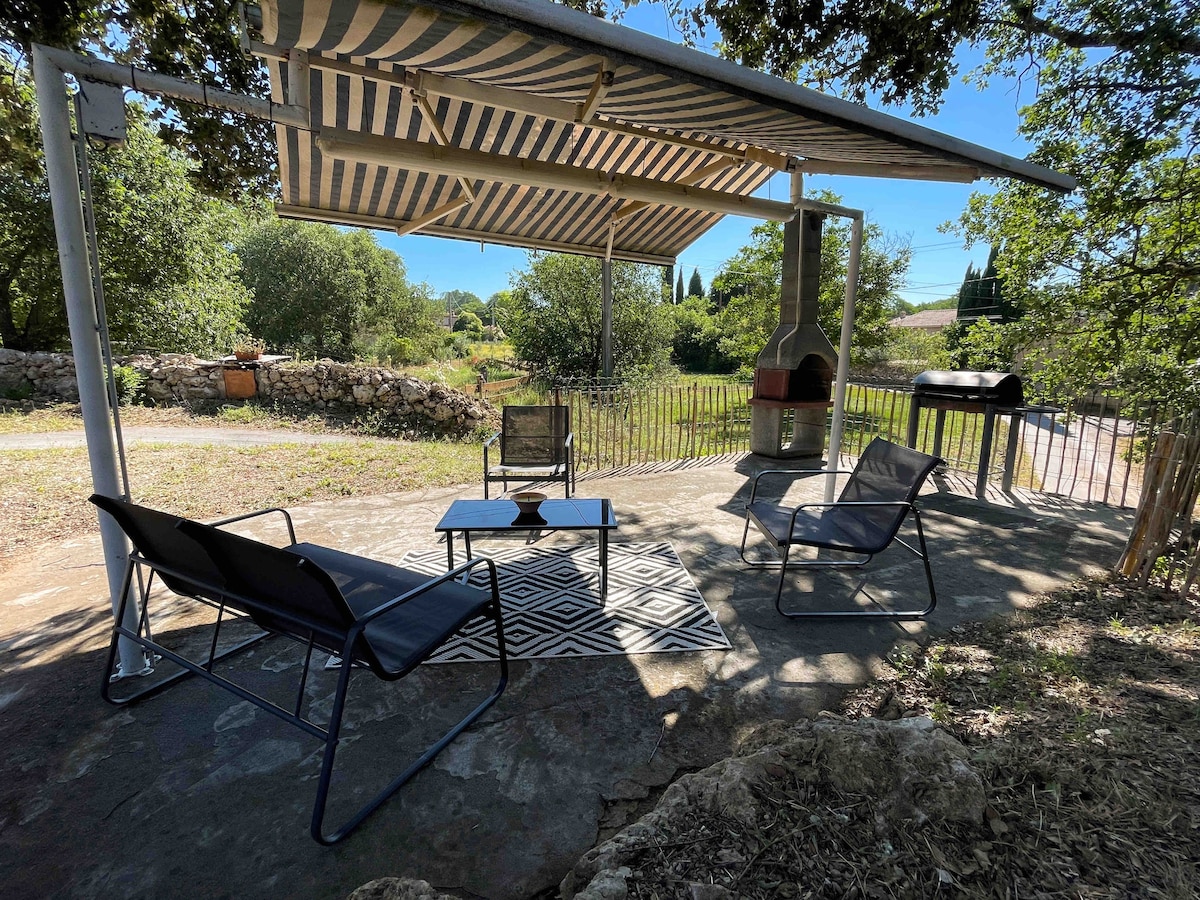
top-left (453, 309), bottom-right (485, 340)
top-left (675, 269), bottom-right (685, 305)
top-left (687, 267), bottom-right (704, 298)
top-left (661, 265), bottom-right (674, 303)
top-left (957, 247), bottom-right (1018, 323)
top-left (671, 295), bottom-right (727, 373)
top-left (707, 196), bottom-right (911, 374)
top-left (507, 252), bottom-right (675, 379)
top-left (1, 0), bottom-right (274, 198)
top-left (236, 221), bottom-right (438, 361)
top-left (0, 87), bottom-right (250, 353)
top-left (645, 0), bottom-right (1200, 404)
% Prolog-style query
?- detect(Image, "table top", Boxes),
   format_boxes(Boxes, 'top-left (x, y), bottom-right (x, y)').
top-left (435, 498), bottom-right (617, 532)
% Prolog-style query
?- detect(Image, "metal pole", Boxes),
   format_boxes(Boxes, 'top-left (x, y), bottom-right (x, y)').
top-left (601, 258), bottom-right (613, 378)
top-left (601, 221), bottom-right (614, 378)
top-left (33, 46), bottom-right (145, 677)
top-left (826, 214), bottom-right (863, 502)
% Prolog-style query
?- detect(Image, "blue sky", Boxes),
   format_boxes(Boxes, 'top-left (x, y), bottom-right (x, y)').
top-left (380, 4), bottom-right (1036, 308)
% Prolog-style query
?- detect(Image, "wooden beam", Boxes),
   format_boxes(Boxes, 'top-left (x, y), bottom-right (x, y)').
top-left (316, 128), bottom-right (795, 221)
top-left (251, 44), bottom-right (793, 170)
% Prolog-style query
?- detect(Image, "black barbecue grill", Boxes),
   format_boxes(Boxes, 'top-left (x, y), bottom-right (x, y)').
top-left (910, 370), bottom-right (1024, 408)
top-left (905, 370), bottom-right (1035, 498)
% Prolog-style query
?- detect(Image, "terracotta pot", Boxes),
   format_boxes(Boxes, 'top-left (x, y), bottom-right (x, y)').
top-left (233, 350), bottom-right (262, 362)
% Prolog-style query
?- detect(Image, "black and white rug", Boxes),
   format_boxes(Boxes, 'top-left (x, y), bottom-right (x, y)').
top-left (400, 542), bottom-right (730, 662)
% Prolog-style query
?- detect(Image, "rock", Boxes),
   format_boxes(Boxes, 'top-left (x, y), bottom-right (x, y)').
top-left (345, 877), bottom-right (456, 900)
top-left (561, 716), bottom-right (985, 899)
top-left (571, 866), bottom-right (632, 900)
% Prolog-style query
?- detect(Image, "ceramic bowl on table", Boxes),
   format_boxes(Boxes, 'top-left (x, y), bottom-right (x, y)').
top-left (511, 491), bottom-right (547, 515)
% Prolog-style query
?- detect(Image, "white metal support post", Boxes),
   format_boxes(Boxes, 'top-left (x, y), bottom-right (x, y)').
top-left (825, 214), bottom-right (863, 502)
top-left (601, 221), bottom-right (615, 378)
top-left (32, 46), bottom-right (145, 676)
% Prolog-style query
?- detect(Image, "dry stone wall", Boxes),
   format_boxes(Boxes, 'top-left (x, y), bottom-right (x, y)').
top-left (0, 349), bottom-right (499, 438)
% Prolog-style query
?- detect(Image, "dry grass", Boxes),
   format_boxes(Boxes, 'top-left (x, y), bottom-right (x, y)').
top-left (0, 404), bottom-right (479, 569)
top-left (614, 578), bottom-right (1200, 898)
top-left (0, 399), bottom-right (361, 434)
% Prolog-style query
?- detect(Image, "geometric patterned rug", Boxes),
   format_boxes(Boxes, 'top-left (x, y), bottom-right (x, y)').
top-left (400, 542), bottom-right (731, 662)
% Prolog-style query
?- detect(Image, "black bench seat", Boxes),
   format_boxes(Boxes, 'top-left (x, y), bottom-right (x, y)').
top-left (90, 494), bottom-right (508, 845)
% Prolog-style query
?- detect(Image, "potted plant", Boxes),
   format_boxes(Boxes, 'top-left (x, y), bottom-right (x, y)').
top-left (232, 337), bottom-right (266, 362)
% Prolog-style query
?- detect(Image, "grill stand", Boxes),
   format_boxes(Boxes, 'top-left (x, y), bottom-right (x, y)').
top-left (906, 398), bottom-right (1024, 499)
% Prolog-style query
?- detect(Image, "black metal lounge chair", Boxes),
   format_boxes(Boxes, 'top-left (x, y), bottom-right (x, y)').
top-left (483, 404), bottom-right (574, 498)
top-left (90, 494), bottom-right (508, 845)
top-left (739, 438), bottom-right (942, 619)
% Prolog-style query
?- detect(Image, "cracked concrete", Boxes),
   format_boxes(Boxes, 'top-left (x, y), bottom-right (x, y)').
top-left (0, 454), bottom-right (1131, 898)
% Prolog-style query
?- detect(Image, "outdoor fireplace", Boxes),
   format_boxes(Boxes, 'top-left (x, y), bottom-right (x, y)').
top-left (749, 211), bottom-right (836, 458)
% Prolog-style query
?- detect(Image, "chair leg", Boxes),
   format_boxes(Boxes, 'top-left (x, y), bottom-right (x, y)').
top-left (102, 561), bottom-right (270, 707)
top-left (773, 516), bottom-right (936, 620)
top-left (310, 599), bottom-right (510, 845)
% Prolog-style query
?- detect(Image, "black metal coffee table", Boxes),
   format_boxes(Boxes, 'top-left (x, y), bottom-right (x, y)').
top-left (435, 498), bottom-right (618, 599)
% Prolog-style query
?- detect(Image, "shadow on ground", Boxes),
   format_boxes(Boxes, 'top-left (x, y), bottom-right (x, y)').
top-left (0, 456), bottom-right (1131, 899)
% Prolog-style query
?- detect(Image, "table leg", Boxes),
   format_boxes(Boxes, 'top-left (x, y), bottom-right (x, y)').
top-left (599, 529), bottom-right (608, 603)
top-left (1002, 411), bottom-right (1021, 493)
top-left (977, 406), bottom-right (997, 499)
top-left (445, 532), bottom-right (455, 571)
top-left (464, 531), bottom-right (473, 560)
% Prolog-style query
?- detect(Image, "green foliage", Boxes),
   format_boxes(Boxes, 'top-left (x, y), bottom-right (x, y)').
top-left (0, 93), bottom-right (251, 353)
top-left (957, 247), bottom-right (1019, 322)
top-left (109, 364), bottom-right (145, 406)
top-left (645, 0), bottom-right (1200, 406)
top-left (507, 252), bottom-right (675, 379)
top-left (872, 326), bottom-right (951, 374)
top-left (453, 310), bottom-right (485, 339)
top-left (943, 318), bottom-right (1020, 371)
top-left (687, 267), bottom-right (704, 298)
top-left (0, 0), bottom-right (275, 198)
top-left (675, 269), bottom-right (685, 305)
top-left (1, 379), bottom-right (33, 401)
top-left (236, 220), bottom-right (439, 362)
top-left (671, 295), bottom-right (730, 373)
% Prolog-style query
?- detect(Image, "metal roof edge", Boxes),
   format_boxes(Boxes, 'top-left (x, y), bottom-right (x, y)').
top-left (439, 0), bottom-right (1074, 193)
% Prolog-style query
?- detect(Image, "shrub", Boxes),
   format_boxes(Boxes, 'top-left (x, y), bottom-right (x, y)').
top-left (110, 365), bottom-right (147, 406)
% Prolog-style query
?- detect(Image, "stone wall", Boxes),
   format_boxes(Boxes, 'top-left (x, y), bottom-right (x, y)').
top-left (0, 349), bottom-right (81, 400)
top-left (0, 349), bottom-right (499, 437)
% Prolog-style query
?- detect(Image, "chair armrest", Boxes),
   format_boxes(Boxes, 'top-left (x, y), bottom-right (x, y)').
top-left (353, 555), bottom-right (500, 629)
top-left (207, 507), bottom-right (297, 545)
top-left (483, 431), bottom-right (501, 448)
top-left (748, 468), bottom-right (856, 503)
top-left (564, 431), bottom-right (574, 448)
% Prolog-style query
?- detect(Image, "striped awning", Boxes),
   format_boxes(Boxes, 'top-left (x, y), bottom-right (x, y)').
top-left (256, 0), bottom-right (1073, 264)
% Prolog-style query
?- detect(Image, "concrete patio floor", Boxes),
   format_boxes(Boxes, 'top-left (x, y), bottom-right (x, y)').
top-left (0, 453), bottom-right (1132, 899)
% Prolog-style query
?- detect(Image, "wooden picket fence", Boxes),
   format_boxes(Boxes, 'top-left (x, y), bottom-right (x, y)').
top-left (536, 379), bottom-right (1197, 514)
top-left (554, 381), bottom-right (755, 470)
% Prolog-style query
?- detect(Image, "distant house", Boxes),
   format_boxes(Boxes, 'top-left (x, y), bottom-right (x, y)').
top-left (889, 309), bottom-right (958, 334)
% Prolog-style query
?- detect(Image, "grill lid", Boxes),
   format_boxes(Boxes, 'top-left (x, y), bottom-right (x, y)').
top-left (912, 370), bottom-right (1024, 406)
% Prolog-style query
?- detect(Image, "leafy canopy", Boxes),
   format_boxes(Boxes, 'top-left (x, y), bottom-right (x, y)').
top-left (507, 252), bottom-right (675, 380)
top-left (698, 196), bottom-right (910, 375)
top-left (0, 84), bottom-right (250, 353)
top-left (236, 220), bottom-right (439, 362)
top-left (0, 0), bottom-right (273, 197)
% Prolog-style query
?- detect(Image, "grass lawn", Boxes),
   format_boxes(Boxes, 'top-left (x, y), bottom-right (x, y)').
top-left (0, 402), bottom-right (478, 569)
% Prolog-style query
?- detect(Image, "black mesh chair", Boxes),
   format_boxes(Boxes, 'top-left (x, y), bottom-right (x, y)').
top-left (91, 495), bottom-right (508, 845)
top-left (483, 404), bottom-right (574, 498)
top-left (740, 438), bottom-right (942, 619)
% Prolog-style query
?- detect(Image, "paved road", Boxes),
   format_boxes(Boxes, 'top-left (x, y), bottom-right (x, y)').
top-left (0, 426), bottom-right (368, 450)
